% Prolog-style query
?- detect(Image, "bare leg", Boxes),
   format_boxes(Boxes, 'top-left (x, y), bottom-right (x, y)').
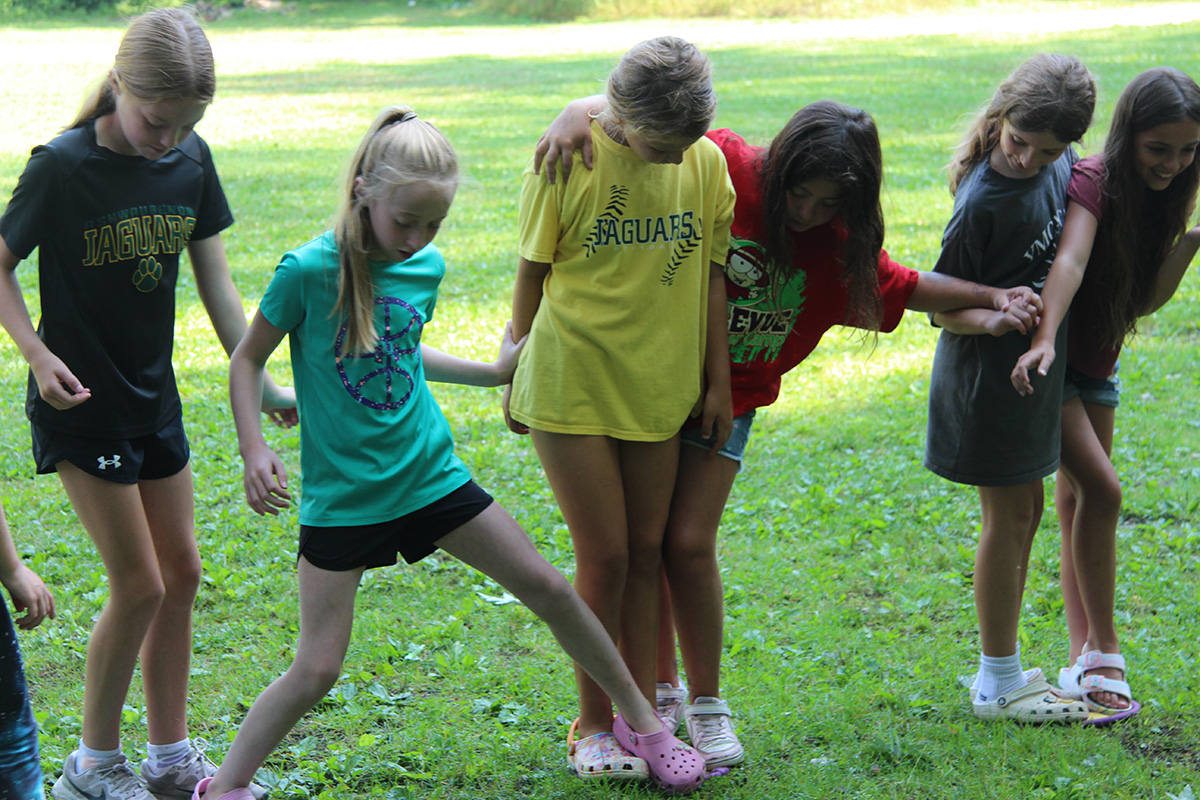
top-left (655, 571), bottom-right (680, 687)
top-left (1055, 473), bottom-right (1088, 659)
top-left (975, 481), bottom-right (1043, 657)
top-left (663, 447), bottom-right (738, 701)
top-left (138, 466), bottom-right (202, 744)
top-left (204, 558), bottom-right (362, 797)
top-left (529, 431), bottom-right (678, 738)
top-left (57, 464), bottom-right (167, 752)
top-left (617, 437), bottom-right (680, 700)
top-left (437, 503), bottom-right (661, 734)
top-left (1057, 399), bottom-right (1126, 708)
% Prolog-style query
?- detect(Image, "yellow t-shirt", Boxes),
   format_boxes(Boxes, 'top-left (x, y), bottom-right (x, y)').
top-left (510, 121), bottom-right (735, 440)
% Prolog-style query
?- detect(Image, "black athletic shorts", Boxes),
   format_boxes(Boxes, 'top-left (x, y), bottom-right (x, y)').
top-left (298, 480), bottom-right (494, 571)
top-left (31, 410), bottom-right (190, 484)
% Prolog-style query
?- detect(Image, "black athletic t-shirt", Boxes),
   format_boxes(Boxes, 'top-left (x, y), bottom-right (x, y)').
top-left (0, 120), bottom-right (233, 438)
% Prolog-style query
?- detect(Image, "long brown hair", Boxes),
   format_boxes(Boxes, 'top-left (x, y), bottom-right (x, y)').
top-left (334, 106), bottom-right (458, 354)
top-left (948, 54), bottom-right (1096, 195)
top-left (1093, 67), bottom-right (1200, 348)
top-left (69, 8), bottom-right (215, 130)
top-left (759, 100), bottom-right (885, 331)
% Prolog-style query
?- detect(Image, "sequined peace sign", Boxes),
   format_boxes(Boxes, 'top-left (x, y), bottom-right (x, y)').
top-left (334, 296), bottom-right (422, 410)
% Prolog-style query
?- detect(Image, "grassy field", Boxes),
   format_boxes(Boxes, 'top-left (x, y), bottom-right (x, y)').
top-left (1, 3), bottom-right (1199, 799)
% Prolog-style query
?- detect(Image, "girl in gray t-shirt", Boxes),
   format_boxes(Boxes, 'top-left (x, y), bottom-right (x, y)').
top-left (925, 53), bottom-right (1096, 724)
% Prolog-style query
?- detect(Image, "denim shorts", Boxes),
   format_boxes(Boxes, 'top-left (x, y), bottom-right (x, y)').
top-left (680, 410), bottom-right (756, 465)
top-left (1062, 362), bottom-right (1121, 409)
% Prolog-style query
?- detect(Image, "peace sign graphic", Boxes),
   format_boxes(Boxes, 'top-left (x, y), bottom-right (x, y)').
top-left (334, 296), bottom-right (422, 410)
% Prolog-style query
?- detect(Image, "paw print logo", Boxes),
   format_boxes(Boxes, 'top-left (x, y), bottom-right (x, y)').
top-left (132, 256), bottom-right (162, 293)
top-left (334, 296), bottom-right (422, 410)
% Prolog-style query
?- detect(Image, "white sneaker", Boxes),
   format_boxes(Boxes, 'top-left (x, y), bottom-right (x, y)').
top-left (684, 696), bottom-right (745, 768)
top-left (140, 740), bottom-right (265, 800)
top-left (53, 752), bottom-right (152, 800)
top-left (655, 682), bottom-right (687, 732)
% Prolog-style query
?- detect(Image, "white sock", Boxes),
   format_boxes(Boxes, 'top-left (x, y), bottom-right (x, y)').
top-left (973, 652), bottom-right (1026, 704)
top-left (77, 740), bottom-right (122, 771)
top-left (145, 738), bottom-right (192, 773)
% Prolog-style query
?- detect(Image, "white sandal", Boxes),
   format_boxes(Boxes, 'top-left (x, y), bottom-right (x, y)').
top-left (1067, 650), bottom-right (1141, 725)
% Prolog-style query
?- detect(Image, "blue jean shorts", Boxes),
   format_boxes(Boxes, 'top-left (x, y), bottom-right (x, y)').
top-left (680, 410), bottom-right (756, 465)
top-left (1062, 362), bottom-right (1121, 409)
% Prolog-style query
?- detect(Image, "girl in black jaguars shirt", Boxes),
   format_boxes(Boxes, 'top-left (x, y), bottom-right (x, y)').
top-left (0, 9), bottom-right (293, 800)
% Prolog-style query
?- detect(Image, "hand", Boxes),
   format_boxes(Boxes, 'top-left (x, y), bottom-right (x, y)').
top-left (29, 351), bottom-right (91, 410)
top-left (1, 563), bottom-right (55, 630)
top-left (241, 444), bottom-right (292, 515)
top-left (1011, 343), bottom-right (1056, 396)
top-left (261, 380), bottom-right (299, 428)
top-left (493, 321), bottom-right (528, 385)
top-left (984, 306), bottom-right (1037, 337)
top-left (501, 383), bottom-right (529, 435)
top-left (532, 107), bottom-right (595, 184)
top-left (998, 286), bottom-right (1043, 318)
top-left (700, 386), bottom-right (733, 454)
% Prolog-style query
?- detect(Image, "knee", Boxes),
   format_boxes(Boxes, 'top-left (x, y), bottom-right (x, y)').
top-left (288, 658), bottom-right (343, 702)
top-left (626, 537), bottom-right (663, 576)
top-left (513, 567), bottom-right (578, 619)
top-left (1089, 473), bottom-right (1123, 517)
top-left (160, 550), bottom-right (203, 604)
top-left (109, 574), bottom-right (166, 620)
top-left (579, 549), bottom-right (630, 588)
top-left (662, 533), bottom-right (716, 575)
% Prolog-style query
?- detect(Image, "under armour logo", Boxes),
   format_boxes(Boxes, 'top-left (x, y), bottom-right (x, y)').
top-left (97, 455), bottom-right (121, 470)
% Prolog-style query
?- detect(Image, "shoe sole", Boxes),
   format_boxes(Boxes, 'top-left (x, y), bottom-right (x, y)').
top-left (51, 777), bottom-right (85, 800)
top-left (703, 748), bottom-right (746, 769)
top-left (1083, 699), bottom-right (1141, 728)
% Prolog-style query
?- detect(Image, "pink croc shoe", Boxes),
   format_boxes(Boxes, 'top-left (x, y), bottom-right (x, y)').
top-left (191, 777), bottom-right (257, 800)
top-left (612, 713), bottom-right (706, 795)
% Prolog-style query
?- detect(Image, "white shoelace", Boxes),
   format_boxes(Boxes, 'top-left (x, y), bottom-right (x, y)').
top-left (690, 712), bottom-right (737, 749)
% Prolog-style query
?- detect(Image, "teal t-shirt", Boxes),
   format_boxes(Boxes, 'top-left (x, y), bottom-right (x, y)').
top-left (259, 231), bottom-right (471, 527)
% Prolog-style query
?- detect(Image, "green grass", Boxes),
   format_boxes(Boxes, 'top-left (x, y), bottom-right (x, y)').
top-left (2, 5), bottom-right (1199, 799)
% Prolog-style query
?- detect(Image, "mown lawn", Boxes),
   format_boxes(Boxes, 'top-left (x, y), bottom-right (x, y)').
top-left (1, 5), bottom-right (1198, 798)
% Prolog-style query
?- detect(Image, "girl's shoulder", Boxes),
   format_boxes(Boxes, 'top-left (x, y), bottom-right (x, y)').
top-left (1071, 153), bottom-right (1105, 182)
top-left (703, 128), bottom-right (756, 169)
top-left (27, 123), bottom-right (97, 174)
top-left (279, 231), bottom-right (340, 276)
top-left (174, 131), bottom-right (216, 166)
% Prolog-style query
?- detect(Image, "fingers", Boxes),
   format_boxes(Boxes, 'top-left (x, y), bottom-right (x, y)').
top-left (266, 407), bottom-right (300, 429)
top-left (503, 320), bottom-right (528, 352)
top-left (538, 139), bottom-right (570, 185)
top-left (41, 381), bottom-right (92, 410)
top-left (8, 571), bottom-right (54, 629)
top-left (243, 454), bottom-right (291, 515)
top-left (1010, 363), bottom-right (1033, 396)
top-left (534, 133), bottom-right (550, 176)
top-left (580, 138), bottom-right (594, 172)
top-left (245, 477), bottom-right (291, 516)
top-left (1010, 350), bottom-right (1053, 396)
top-left (501, 384), bottom-right (529, 435)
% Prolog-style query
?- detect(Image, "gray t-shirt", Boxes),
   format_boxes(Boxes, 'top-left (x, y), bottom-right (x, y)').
top-left (925, 152), bottom-right (1075, 486)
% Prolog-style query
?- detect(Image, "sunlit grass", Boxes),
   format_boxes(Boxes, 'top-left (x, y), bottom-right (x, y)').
top-left (1, 6), bottom-right (1198, 799)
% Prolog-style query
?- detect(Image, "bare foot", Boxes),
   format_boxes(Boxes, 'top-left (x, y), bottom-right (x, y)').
top-left (1083, 664), bottom-right (1129, 710)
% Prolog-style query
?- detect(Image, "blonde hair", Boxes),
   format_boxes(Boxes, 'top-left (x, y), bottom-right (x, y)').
top-left (601, 36), bottom-right (715, 142)
top-left (334, 105), bottom-right (458, 354)
top-left (948, 53), bottom-right (1096, 195)
top-left (69, 7), bottom-right (215, 130)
